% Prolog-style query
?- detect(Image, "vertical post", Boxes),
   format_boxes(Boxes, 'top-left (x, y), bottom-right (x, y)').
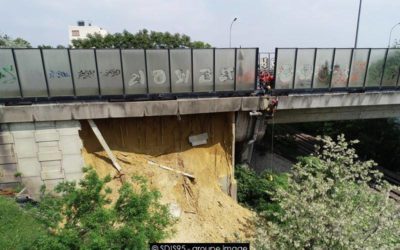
top-left (67, 49), bottom-right (77, 97)
top-left (255, 48), bottom-right (259, 90)
top-left (234, 48), bottom-right (237, 91)
top-left (292, 48), bottom-right (298, 89)
top-left (119, 49), bottom-right (126, 97)
top-left (355, 0), bottom-right (362, 48)
top-left (396, 60), bottom-right (400, 87)
top-left (362, 48), bottom-right (371, 88)
top-left (39, 48), bottom-right (51, 98)
top-left (93, 49), bottom-right (102, 97)
top-left (11, 49), bottom-right (23, 98)
top-left (191, 48), bottom-right (194, 93)
top-left (144, 49), bottom-right (149, 94)
top-left (347, 48), bottom-right (354, 88)
top-left (167, 49), bottom-right (172, 93)
top-left (380, 48), bottom-right (389, 87)
top-left (273, 48), bottom-right (278, 90)
top-left (213, 48), bottom-right (216, 92)
top-left (329, 48), bottom-right (336, 89)
top-left (310, 48), bottom-right (317, 89)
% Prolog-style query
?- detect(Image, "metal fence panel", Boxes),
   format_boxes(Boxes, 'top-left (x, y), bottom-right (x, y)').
top-left (193, 49), bottom-right (214, 92)
top-left (0, 49), bottom-right (21, 98)
top-left (70, 50), bottom-right (99, 96)
top-left (170, 49), bottom-right (192, 93)
top-left (215, 48), bottom-right (235, 91)
top-left (349, 49), bottom-right (369, 87)
top-left (236, 48), bottom-right (257, 91)
top-left (96, 49), bottom-right (123, 95)
top-left (331, 49), bottom-right (352, 88)
top-left (313, 49), bottom-right (334, 89)
top-left (382, 48), bottom-right (400, 86)
top-left (294, 49), bottom-right (315, 89)
top-left (42, 49), bottom-right (74, 97)
top-left (365, 49), bottom-right (387, 87)
top-left (14, 49), bottom-right (48, 97)
top-left (275, 49), bottom-right (296, 89)
top-left (121, 49), bottom-right (147, 95)
top-left (146, 50), bottom-right (170, 93)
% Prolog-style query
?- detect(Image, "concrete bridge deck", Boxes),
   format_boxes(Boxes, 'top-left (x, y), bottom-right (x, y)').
top-left (273, 91), bottom-right (400, 123)
top-left (0, 96), bottom-right (269, 123)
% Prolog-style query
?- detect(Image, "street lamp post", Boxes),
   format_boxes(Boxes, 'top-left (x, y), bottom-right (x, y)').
top-left (354, 0), bottom-right (362, 48)
top-left (388, 22), bottom-right (400, 48)
top-left (229, 17), bottom-right (238, 48)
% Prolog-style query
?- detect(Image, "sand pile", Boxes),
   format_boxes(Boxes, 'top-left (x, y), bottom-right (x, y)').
top-left (79, 113), bottom-right (254, 242)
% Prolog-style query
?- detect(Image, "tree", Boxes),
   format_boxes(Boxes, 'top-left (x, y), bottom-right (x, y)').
top-left (235, 165), bottom-right (288, 219)
top-left (291, 119), bottom-right (400, 172)
top-left (72, 29), bottom-right (212, 49)
top-left (32, 167), bottom-right (174, 250)
top-left (38, 45), bottom-right (67, 49)
top-left (255, 135), bottom-right (400, 249)
top-left (0, 34), bottom-right (31, 48)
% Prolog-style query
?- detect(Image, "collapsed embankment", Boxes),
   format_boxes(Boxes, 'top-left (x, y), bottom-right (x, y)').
top-left (78, 113), bottom-right (254, 242)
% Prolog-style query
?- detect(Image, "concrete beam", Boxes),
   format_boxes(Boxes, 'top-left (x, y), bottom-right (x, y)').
top-left (274, 105), bottom-right (400, 124)
top-left (0, 97), bottom-right (268, 123)
top-left (277, 91), bottom-right (400, 110)
top-left (274, 91), bottom-right (400, 123)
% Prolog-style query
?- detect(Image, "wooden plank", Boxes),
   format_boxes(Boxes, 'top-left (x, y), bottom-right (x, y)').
top-left (88, 120), bottom-right (122, 172)
top-left (147, 160), bottom-right (195, 179)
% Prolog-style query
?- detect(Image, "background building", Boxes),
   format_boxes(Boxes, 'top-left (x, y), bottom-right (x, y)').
top-left (68, 20), bottom-right (108, 46)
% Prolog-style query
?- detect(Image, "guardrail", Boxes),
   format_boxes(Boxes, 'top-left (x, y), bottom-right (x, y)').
top-left (273, 48), bottom-right (400, 92)
top-left (0, 48), bottom-right (258, 102)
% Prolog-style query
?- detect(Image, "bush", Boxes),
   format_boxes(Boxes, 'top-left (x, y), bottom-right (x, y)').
top-left (255, 135), bottom-right (400, 249)
top-left (31, 167), bottom-right (175, 250)
top-left (0, 196), bottom-right (47, 249)
top-left (235, 165), bottom-right (288, 219)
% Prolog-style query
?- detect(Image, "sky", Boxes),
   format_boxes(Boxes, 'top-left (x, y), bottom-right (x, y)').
top-left (1, 0), bottom-right (400, 51)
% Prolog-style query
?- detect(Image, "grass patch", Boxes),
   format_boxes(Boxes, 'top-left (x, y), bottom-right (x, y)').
top-left (0, 196), bottom-right (46, 250)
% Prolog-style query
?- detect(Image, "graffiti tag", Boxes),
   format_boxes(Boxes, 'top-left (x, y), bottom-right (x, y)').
top-left (174, 69), bottom-right (190, 84)
top-left (219, 67), bottom-right (234, 82)
top-left (199, 68), bottom-right (213, 84)
top-left (349, 61), bottom-right (366, 83)
top-left (277, 64), bottom-right (293, 87)
top-left (48, 70), bottom-right (71, 79)
top-left (0, 65), bottom-right (17, 84)
top-left (102, 69), bottom-right (121, 78)
top-left (152, 69), bottom-right (167, 84)
top-left (128, 70), bottom-right (145, 86)
top-left (78, 70), bottom-right (96, 80)
top-left (331, 65), bottom-right (349, 86)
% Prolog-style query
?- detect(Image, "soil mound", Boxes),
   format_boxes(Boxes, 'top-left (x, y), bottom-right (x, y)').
top-left (79, 113), bottom-right (254, 242)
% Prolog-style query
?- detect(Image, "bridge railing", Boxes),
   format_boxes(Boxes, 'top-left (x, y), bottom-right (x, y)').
top-left (273, 48), bottom-right (400, 92)
top-left (0, 48), bottom-right (258, 102)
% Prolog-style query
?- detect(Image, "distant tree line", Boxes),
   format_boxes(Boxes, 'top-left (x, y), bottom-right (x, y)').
top-left (71, 29), bottom-right (212, 49)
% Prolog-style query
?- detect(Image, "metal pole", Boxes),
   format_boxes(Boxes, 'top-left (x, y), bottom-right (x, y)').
top-left (388, 23), bottom-right (400, 48)
top-left (354, 0), bottom-right (362, 48)
top-left (229, 17), bottom-right (238, 48)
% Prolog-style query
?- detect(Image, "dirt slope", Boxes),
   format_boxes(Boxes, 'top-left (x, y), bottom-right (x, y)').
top-left (79, 113), bottom-right (254, 242)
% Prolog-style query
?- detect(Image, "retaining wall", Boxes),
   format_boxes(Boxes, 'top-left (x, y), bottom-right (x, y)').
top-left (0, 121), bottom-right (84, 198)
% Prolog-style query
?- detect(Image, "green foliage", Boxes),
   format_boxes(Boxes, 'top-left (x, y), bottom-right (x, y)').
top-left (0, 34), bottom-right (31, 48)
top-left (72, 29), bottom-right (212, 49)
top-left (0, 196), bottom-right (47, 250)
top-left (32, 167), bottom-right (174, 250)
top-left (295, 119), bottom-right (400, 172)
top-left (235, 165), bottom-right (288, 219)
top-left (367, 50), bottom-right (400, 84)
top-left (255, 135), bottom-right (400, 249)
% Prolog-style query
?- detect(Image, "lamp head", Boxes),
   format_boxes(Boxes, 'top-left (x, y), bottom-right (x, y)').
top-left (233, 17), bottom-right (238, 21)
